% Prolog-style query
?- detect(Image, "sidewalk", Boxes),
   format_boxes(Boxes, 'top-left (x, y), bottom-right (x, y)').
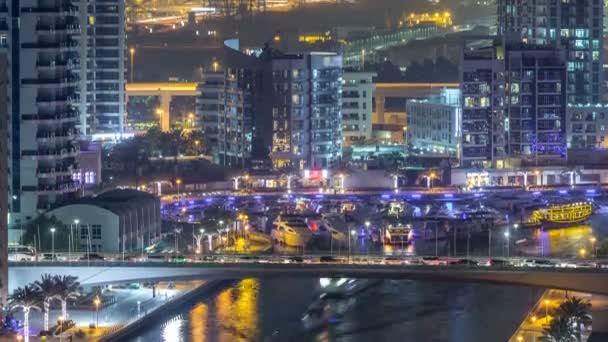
top-left (509, 289), bottom-right (592, 342)
top-left (2, 281), bottom-right (202, 341)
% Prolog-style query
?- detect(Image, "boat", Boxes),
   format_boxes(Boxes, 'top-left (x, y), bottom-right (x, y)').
top-left (310, 216), bottom-right (347, 247)
top-left (301, 278), bottom-right (380, 331)
top-left (383, 224), bottom-right (413, 245)
top-left (271, 215), bottom-right (314, 247)
top-left (525, 201), bottom-right (593, 228)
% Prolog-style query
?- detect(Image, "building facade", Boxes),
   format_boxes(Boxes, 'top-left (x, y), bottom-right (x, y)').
top-left (0, 54), bottom-right (8, 303)
top-left (270, 52), bottom-right (343, 169)
top-left (78, 0), bottom-right (127, 140)
top-left (2, 0), bottom-right (81, 232)
top-left (461, 42), bottom-right (507, 168)
top-left (461, 40), bottom-right (567, 168)
top-left (406, 88), bottom-right (462, 158)
top-left (200, 46), bottom-right (343, 169)
top-left (342, 72), bottom-right (375, 145)
top-left (567, 104), bottom-right (608, 150)
top-left (47, 189), bottom-right (160, 253)
top-left (497, 0), bottom-right (603, 103)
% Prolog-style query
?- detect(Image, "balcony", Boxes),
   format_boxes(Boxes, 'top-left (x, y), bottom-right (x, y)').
top-left (21, 4), bottom-right (78, 14)
top-left (32, 147), bottom-right (78, 160)
top-left (22, 75), bottom-right (79, 86)
top-left (22, 111), bottom-right (78, 123)
top-left (36, 58), bottom-right (78, 69)
top-left (36, 94), bottom-right (76, 104)
top-left (36, 166), bottom-right (73, 178)
top-left (35, 23), bottom-right (79, 33)
top-left (21, 40), bottom-right (78, 50)
top-left (36, 129), bottom-right (76, 141)
top-left (36, 182), bottom-right (78, 194)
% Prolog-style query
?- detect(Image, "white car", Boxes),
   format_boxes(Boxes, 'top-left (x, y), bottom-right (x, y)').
top-left (421, 257), bottom-right (448, 266)
top-left (518, 259), bottom-right (555, 268)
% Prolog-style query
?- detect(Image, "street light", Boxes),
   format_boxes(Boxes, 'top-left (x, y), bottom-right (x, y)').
top-left (70, 219), bottom-right (79, 262)
top-left (129, 47), bottom-right (135, 83)
top-left (58, 315), bottom-right (64, 342)
top-left (364, 221), bottom-right (371, 229)
top-left (504, 231), bottom-right (510, 258)
top-left (176, 179), bottom-right (182, 197)
top-left (544, 299), bottom-right (550, 323)
top-left (348, 229), bottom-right (356, 262)
top-left (50, 227), bottom-right (56, 261)
top-left (579, 248), bottom-right (587, 258)
top-left (94, 297), bottom-right (101, 327)
top-left (590, 236), bottom-right (597, 258)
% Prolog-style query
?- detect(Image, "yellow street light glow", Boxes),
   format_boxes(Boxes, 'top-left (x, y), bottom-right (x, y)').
top-left (580, 248), bottom-right (587, 257)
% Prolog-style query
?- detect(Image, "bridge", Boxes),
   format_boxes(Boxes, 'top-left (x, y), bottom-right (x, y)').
top-left (126, 82), bottom-right (198, 132)
top-left (343, 26), bottom-right (449, 68)
top-left (9, 260), bottom-right (608, 296)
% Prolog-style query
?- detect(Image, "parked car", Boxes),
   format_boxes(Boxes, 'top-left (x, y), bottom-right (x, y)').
top-left (79, 253), bottom-right (105, 261)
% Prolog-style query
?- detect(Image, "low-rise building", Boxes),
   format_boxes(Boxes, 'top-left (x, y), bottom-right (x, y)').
top-left (47, 189), bottom-right (161, 253)
top-left (406, 88), bottom-right (461, 158)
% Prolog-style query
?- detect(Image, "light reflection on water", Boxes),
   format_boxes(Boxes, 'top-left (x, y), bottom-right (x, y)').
top-left (132, 278), bottom-right (541, 342)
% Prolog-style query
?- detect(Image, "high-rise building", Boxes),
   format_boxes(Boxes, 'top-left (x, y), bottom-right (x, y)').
top-left (497, 0), bottom-right (603, 103)
top-left (271, 52), bottom-right (343, 169)
top-left (78, 0), bottom-right (127, 140)
top-left (0, 53), bottom-right (8, 304)
top-left (2, 0), bottom-right (81, 233)
top-left (199, 43), bottom-right (343, 169)
top-left (197, 43), bottom-right (272, 168)
top-left (461, 39), bottom-right (567, 168)
top-left (342, 72), bottom-right (375, 146)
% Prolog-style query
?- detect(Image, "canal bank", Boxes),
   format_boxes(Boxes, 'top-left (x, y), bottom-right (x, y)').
top-left (99, 279), bottom-right (236, 342)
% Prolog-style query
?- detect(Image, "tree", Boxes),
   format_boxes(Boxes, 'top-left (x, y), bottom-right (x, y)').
top-left (557, 296), bottom-right (591, 340)
top-left (543, 315), bottom-right (577, 342)
top-left (53, 275), bottom-right (80, 320)
top-left (10, 286), bottom-right (41, 342)
top-left (34, 274), bottom-right (58, 332)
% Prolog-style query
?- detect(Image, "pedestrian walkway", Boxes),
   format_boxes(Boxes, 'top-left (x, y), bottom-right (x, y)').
top-left (509, 289), bottom-right (592, 342)
top-left (2, 281), bottom-right (203, 341)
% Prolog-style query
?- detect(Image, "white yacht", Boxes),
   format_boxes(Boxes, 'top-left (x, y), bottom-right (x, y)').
top-left (271, 215), bottom-right (314, 247)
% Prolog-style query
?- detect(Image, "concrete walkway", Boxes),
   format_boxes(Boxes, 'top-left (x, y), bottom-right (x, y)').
top-left (2, 281), bottom-right (202, 341)
top-left (509, 289), bottom-right (593, 342)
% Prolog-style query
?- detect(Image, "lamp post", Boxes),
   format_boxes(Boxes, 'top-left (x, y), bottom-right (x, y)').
top-left (176, 178), bottom-right (182, 197)
top-left (504, 231), bottom-right (510, 258)
top-left (338, 174), bottom-right (345, 192)
top-left (590, 236), bottom-right (597, 258)
top-left (94, 297), bottom-right (101, 327)
top-left (58, 315), bottom-right (64, 342)
top-left (579, 248), bottom-right (587, 258)
top-left (544, 299), bottom-right (550, 324)
top-left (349, 229), bottom-right (356, 262)
top-left (50, 227), bottom-right (56, 261)
top-left (174, 227), bottom-right (182, 257)
top-left (129, 47), bottom-right (135, 83)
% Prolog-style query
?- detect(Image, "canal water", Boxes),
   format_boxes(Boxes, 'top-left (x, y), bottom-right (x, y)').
top-left (128, 278), bottom-right (542, 342)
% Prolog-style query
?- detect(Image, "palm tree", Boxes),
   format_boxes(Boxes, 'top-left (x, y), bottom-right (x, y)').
top-left (557, 296), bottom-right (591, 340)
top-left (52, 275), bottom-right (79, 319)
top-left (543, 315), bottom-right (577, 342)
top-left (34, 274), bottom-right (58, 331)
top-left (10, 285), bottom-right (41, 342)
